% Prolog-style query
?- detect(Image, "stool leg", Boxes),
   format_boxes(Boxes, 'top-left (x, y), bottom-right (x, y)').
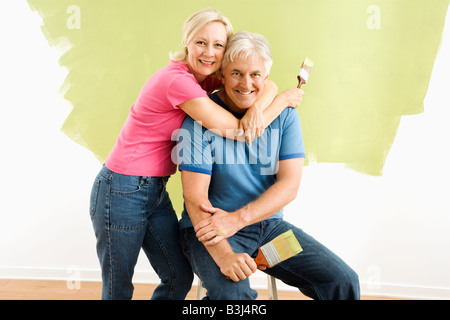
top-left (197, 276), bottom-right (278, 300)
top-left (267, 275), bottom-right (278, 300)
top-left (196, 278), bottom-right (204, 300)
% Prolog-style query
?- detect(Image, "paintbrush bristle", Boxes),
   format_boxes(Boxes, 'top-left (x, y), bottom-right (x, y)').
top-left (260, 230), bottom-right (303, 267)
top-left (302, 57), bottom-right (314, 68)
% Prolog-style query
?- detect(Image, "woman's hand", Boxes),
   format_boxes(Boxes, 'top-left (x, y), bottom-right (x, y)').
top-left (280, 88), bottom-right (305, 109)
top-left (194, 204), bottom-right (244, 246)
top-left (239, 105), bottom-right (265, 146)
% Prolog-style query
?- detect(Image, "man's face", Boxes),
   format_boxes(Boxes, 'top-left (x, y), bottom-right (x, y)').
top-left (221, 55), bottom-right (268, 113)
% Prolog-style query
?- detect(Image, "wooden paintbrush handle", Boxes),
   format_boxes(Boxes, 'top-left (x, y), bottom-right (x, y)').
top-left (254, 248), bottom-right (270, 268)
top-left (297, 76), bottom-right (305, 89)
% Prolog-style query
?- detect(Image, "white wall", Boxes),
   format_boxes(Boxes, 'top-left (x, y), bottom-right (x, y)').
top-left (1, 2), bottom-right (449, 299)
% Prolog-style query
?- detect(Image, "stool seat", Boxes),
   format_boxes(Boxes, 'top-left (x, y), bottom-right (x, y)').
top-left (196, 275), bottom-right (278, 300)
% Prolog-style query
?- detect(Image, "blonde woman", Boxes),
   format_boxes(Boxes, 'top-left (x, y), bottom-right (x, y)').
top-left (89, 8), bottom-right (303, 300)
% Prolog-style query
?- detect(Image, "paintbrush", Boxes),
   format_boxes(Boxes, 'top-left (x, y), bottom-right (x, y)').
top-left (255, 229), bottom-right (303, 268)
top-left (226, 229), bottom-right (302, 280)
top-left (297, 57), bottom-right (314, 88)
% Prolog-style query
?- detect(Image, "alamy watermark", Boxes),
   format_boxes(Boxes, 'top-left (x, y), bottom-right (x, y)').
top-left (66, 5), bottom-right (81, 30)
top-left (366, 265), bottom-right (382, 290)
top-left (66, 265), bottom-right (81, 290)
top-left (171, 121), bottom-right (280, 175)
top-left (367, 5), bottom-right (381, 30)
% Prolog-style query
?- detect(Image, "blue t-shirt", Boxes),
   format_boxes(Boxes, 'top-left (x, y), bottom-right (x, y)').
top-left (174, 92), bottom-right (305, 228)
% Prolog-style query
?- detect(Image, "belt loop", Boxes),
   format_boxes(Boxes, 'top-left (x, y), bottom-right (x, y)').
top-left (162, 176), bottom-right (169, 187)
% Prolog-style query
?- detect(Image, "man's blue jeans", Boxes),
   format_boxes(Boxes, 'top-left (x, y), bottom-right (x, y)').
top-left (90, 165), bottom-right (193, 299)
top-left (180, 218), bottom-right (360, 300)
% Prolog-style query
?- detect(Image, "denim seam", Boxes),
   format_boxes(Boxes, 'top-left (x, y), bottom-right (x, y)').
top-left (145, 187), bottom-right (176, 299)
top-left (104, 177), bottom-right (114, 299)
top-left (147, 186), bottom-right (165, 219)
top-left (90, 178), bottom-right (101, 217)
top-left (147, 225), bottom-right (177, 299)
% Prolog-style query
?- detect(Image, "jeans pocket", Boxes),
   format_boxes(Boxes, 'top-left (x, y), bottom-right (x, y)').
top-left (110, 173), bottom-right (143, 194)
top-left (108, 189), bottom-right (148, 230)
top-left (89, 178), bottom-right (101, 217)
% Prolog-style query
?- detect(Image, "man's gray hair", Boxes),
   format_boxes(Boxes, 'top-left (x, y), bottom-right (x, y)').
top-left (222, 31), bottom-right (273, 76)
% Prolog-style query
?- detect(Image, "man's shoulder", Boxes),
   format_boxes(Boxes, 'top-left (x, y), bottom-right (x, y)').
top-left (269, 107), bottom-right (299, 129)
top-left (179, 115), bottom-right (209, 142)
top-left (280, 107), bottom-right (299, 119)
top-left (208, 91), bottom-right (226, 108)
top-left (180, 114), bottom-right (198, 132)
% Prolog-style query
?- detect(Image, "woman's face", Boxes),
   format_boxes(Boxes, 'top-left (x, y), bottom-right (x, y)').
top-left (186, 22), bottom-right (228, 83)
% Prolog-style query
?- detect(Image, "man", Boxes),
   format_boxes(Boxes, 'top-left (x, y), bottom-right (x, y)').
top-left (174, 31), bottom-right (360, 300)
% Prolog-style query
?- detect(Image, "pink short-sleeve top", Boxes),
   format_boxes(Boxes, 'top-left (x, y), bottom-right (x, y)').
top-left (105, 60), bottom-right (221, 176)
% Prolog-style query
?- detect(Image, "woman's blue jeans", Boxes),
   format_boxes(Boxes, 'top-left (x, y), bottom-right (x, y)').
top-left (90, 165), bottom-right (193, 299)
top-left (181, 218), bottom-right (360, 300)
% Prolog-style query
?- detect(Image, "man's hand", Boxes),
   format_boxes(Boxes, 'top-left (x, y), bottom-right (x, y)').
top-left (195, 204), bottom-right (245, 246)
top-left (217, 251), bottom-right (257, 282)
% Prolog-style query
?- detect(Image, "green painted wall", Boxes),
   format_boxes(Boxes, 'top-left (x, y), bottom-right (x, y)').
top-left (28, 0), bottom-right (449, 213)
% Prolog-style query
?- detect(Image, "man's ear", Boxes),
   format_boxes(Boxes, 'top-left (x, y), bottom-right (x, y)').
top-left (264, 73), bottom-right (269, 81)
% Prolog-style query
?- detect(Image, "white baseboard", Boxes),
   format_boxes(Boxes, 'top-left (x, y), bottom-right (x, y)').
top-left (358, 281), bottom-right (450, 300)
top-left (1, 267), bottom-right (449, 300)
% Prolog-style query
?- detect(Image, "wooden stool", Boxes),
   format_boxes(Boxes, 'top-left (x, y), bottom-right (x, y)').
top-left (196, 275), bottom-right (278, 300)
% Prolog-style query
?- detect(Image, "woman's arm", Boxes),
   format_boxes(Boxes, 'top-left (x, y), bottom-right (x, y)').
top-left (179, 83), bottom-right (303, 145)
top-left (178, 96), bottom-right (242, 141)
top-left (238, 80), bottom-right (278, 140)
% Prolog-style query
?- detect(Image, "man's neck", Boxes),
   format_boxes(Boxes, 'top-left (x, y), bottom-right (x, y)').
top-left (218, 91), bottom-right (247, 115)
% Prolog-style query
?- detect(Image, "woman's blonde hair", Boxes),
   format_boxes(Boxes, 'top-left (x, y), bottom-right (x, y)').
top-left (170, 8), bottom-right (234, 61)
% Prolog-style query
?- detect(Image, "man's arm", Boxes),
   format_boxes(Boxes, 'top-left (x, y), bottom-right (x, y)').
top-left (195, 157), bottom-right (304, 246)
top-left (181, 170), bottom-right (257, 282)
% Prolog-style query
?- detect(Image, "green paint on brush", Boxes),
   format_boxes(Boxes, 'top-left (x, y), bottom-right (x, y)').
top-left (27, 0), bottom-right (449, 212)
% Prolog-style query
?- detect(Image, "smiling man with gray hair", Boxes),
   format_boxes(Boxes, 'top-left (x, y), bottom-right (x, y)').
top-left (174, 31), bottom-right (360, 300)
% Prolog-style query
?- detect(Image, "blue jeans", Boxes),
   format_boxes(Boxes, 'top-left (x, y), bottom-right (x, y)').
top-left (180, 219), bottom-right (360, 300)
top-left (90, 165), bottom-right (193, 299)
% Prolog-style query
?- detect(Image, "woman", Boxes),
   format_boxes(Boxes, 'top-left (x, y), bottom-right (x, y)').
top-left (89, 8), bottom-right (302, 300)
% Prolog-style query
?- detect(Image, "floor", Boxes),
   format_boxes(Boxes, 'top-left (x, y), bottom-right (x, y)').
top-left (0, 279), bottom-right (399, 300)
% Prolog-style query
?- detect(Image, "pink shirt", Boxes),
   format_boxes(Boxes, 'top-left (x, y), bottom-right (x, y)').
top-left (105, 60), bottom-right (221, 176)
